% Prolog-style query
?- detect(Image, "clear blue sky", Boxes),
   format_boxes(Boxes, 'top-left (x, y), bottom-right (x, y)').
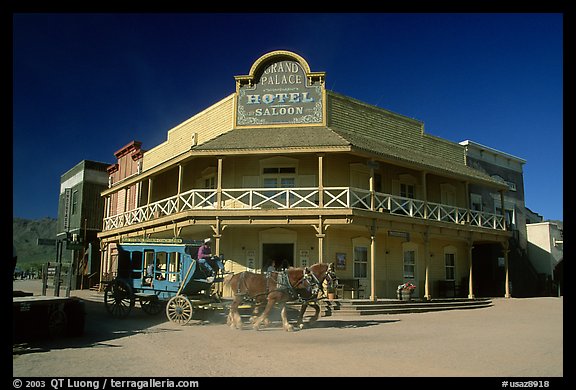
top-left (12, 13), bottom-right (564, 221)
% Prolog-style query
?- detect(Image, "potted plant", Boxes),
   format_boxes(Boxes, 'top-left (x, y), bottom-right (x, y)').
top-left (397, 282), bottom-right (416, 301)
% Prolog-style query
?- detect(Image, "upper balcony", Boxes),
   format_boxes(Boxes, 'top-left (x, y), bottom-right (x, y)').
top-left (102, 186), bottom-right (506, 232)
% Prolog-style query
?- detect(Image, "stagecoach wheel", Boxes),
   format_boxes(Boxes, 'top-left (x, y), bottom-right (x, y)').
top-left (104, 279), bottom-right (135, 319)
top-left (140, 297), bottom-right (163, 315)
top-left (166, 295), bottom-right (193, 325)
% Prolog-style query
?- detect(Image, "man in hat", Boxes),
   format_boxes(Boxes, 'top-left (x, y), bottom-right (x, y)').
top-left (197, 238), bottom-right (224, 277)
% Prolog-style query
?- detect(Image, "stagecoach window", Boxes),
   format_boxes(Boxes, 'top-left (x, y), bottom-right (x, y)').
top-left (131, 251), bottom-right (143, 279)
top-left (156, 252), bottom-right (167, 280)
top-left (144, 250), bottom-right (155, 277)
top-left (168, 251), bottom-right (180, 282)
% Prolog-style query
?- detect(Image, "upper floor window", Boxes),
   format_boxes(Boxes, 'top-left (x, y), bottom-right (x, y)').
top-left (400, 183), bottom-right (415, 199)
top-left (71, 190), bottom-right (79, 215)
top-left (262, 167), bottom-right (296, 188)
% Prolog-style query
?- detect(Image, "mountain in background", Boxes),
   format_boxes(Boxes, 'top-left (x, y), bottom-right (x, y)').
top-left (13, 217), bottom-right (57, 266)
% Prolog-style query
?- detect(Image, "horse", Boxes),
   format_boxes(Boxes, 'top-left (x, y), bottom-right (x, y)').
top-left (294, 262), bottom-right (337, 328)
top-left (224, 262), bottom-right (336, 331)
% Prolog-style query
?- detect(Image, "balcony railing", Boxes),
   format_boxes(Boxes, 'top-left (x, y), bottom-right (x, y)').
top-left (103, 187), bottom-right (506, 232)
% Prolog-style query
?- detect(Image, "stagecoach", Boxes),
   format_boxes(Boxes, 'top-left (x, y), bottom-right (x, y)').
top-left (103, 238), bottom-right (226, 325)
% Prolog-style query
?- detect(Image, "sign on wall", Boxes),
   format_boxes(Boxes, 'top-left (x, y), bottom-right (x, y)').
top-left (236, 51), bottom-right (325, 126)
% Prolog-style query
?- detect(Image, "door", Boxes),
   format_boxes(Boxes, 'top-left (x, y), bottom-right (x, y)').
top-left (402, 242), bottom-right (419, 297)
top-left (262, 243), bottom-right (294, 272)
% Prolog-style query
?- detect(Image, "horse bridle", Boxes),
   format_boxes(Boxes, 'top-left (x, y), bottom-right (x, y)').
top-left (303, 264), bottom-right (337, 297)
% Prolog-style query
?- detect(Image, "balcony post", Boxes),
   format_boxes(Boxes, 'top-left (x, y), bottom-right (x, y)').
top-left (422, 171), bottom-right (428, 219)
top-left (147, 177), bottom-right (153, 220)
top-left (369, 160), bottom-right (375, 211)
top-left (465, 181), bottom-right (470, 224)
top-left (216, 157), bottom-right (223, 209)
top-left (499, 189), bottom-right (506, 230)
top-left (177, 164), bottom-right (183, 212)
top-left (318, 154), bottom-right (324, 208)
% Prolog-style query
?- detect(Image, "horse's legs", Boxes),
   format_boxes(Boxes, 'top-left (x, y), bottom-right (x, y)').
top-left (295, 303), bottom-right (308, 329)
top-left (309, 302), bottom-right (321, 323)
top-left (252, 298), bottom-right (275, 330)
top-left (249, 303), bottom-right (261, 324)
top-left (228, 296), bottom-right (243, 330)
top-left (280, 304), bottom-right (294, 332)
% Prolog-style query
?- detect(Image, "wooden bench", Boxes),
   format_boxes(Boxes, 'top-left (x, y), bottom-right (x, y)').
top-left (335, 278), bottom-right (365, 299)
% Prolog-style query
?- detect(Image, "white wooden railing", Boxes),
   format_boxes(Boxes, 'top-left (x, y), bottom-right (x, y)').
top-left (103, 187), bottom-right (505, 232)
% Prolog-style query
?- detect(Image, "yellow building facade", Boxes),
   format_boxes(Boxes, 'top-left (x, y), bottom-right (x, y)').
top-left (98, 50), bottom-right (511, 300)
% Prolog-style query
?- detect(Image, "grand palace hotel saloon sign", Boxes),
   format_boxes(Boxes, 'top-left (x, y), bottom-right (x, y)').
top-left (98, 50), bottom-right (512, 300)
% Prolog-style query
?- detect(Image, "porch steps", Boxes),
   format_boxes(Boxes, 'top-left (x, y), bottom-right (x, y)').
top-left (318, 297), bottom-right (493, 316)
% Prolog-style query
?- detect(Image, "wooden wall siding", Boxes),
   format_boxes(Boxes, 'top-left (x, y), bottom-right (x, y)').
top-left (142, 94), bottom-right (234, 171)
top-left (326, 91), bottom-right (465, 167)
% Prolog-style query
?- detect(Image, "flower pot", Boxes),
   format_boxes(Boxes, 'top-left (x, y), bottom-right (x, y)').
top-left (401, 291), bottom-right (413, 301)
top-left (327, 292), bottom-right (336, 300)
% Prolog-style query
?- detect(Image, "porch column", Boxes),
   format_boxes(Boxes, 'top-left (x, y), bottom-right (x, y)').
top-left (421, 171), bottom-right (428, 219)
top-left (147, 177), bottom-right (153, 205)
top-left (499, 189), bottom-right (506, 230)
top-left (503, 241), bottom-right (511, 298)
top-left (98, 242), bottom-right (106, 290)
top-left (318, 154), bottom-right (324, 208)
top-left (467, 239), bottom-right (475, 299)
top-left (216, 157), bottom-right (223, 209)
top-left (314, 217), bottom-right (325, 263)
top-left (177, 164), bottom-right (184, 212)
top-left (147, 177), bottom-right (154, 220)
top-left (369, 160), bottom-right (375, 211)
top-left (423, 229), bottom-right (431, 300)
top-left (465, 181), bottom-right (470, 223)
top-left (211, 217), bottom-right (222, 257)
top-left (370, 222), bottom-right (377, 301)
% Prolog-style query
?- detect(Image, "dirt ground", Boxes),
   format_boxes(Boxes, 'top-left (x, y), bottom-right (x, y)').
top-left (12, 279), bottom-right (563, 378)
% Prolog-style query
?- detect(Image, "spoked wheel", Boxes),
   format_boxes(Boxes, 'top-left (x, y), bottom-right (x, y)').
top-left (166, 295), bottom-right (193, 325)
top-left (104, 279), bottom-right (135, 319)
top-left (140, 296), bottom-right (164, 315)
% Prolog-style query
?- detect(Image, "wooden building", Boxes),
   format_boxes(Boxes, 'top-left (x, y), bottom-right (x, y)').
top-left (97, 50), bottom-right (513, 299)
top-left (58, 160), bottom-right (109, 288)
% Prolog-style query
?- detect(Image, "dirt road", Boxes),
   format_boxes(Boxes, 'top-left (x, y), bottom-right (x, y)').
top-left (12, 279), bottom-right (563, 378)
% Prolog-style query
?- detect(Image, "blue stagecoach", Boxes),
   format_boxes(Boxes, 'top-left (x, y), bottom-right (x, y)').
top-left (103, 238), bottom-right (226, 325)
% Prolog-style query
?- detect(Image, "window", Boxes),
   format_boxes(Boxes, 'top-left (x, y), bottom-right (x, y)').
top-left (204, 176), bottom-right (215, 189)
top-left (262, 166), bottom-right (296, 204)
top-left (262, 167), bottom-right (296, 188)
top-left (470, 193), bottom-right (483, 211)
top-left (71, 190), bottom-right (79, 215)
top-left (445, 253), bottom-right (455, 281)
top-left (403, 250), bottom-right (415, 279)
top-left (400, 183), bottom-right (415, 199)
top-left (353, 246), bottom-right (368, 278)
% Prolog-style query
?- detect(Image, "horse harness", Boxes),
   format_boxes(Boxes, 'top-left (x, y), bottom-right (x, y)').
top-left (236, 268), bottom-right (319, 303)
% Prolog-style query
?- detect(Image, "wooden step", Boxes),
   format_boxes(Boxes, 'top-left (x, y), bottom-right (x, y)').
top-left (318, 298), bottom-right (493, 316)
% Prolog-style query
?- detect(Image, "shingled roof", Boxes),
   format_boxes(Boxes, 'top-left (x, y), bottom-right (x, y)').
top-left (191, 91), bottom-right (507, 189)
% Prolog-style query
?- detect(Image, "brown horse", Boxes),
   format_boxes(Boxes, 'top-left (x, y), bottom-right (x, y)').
top-left (294, 262), bottom-right (337, 328)
top-left (224, 262), bottom-right (336, 331)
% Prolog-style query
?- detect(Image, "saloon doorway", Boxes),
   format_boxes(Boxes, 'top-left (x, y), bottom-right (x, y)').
top-left (262, 243), bottom-right (294, 271)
